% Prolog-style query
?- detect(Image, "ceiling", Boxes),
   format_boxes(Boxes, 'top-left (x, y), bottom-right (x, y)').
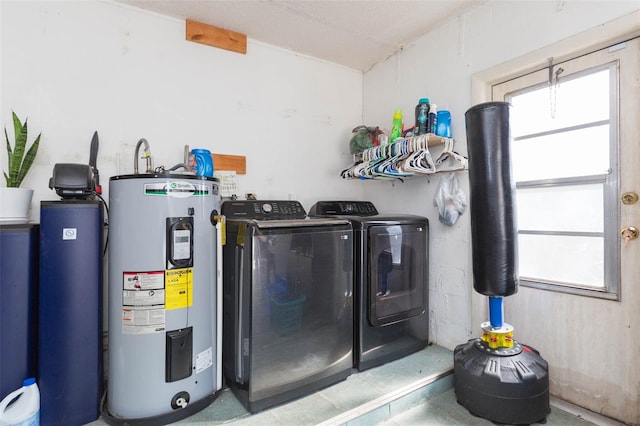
top-left (113, 0), bottom-right (482, 71)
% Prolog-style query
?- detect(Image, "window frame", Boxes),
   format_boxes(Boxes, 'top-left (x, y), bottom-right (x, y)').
top-left (492, 55), bottom-right (621, 300)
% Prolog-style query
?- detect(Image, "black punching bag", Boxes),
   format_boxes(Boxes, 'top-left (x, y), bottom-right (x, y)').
top-left (465, 101), bottom-right (518, 297)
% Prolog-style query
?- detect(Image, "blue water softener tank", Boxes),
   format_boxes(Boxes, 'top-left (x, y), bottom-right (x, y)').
top-left (106, 174), bottom-right (222, 424)
top-left (39, 200), bottom-right (103, 425)
top-left (0, 224), bottom-right (39, 402)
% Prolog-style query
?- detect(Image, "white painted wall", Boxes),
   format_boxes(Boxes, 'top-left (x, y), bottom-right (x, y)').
top-left (0, 1), bottom-right (365, 221)
top-left (3, 0), bottom-right (639, 422)
top-left (362, 1), bottom-right (640, 423)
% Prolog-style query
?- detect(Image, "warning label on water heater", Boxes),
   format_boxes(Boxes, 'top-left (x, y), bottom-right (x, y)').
top-left (165, 268), bottom-right (193, 310)
top-left (122, 271), bottom-right (166, 334)
top-left (122, 307), bottom-right (165, 334)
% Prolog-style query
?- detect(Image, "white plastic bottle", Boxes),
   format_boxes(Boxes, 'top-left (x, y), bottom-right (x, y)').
top-left (428, 103), bottom-right (438, 134)
top-left (0, 378), bottom-right (40, 426)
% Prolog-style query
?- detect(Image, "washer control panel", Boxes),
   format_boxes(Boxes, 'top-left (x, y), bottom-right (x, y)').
top-left (308, 201), bottom-right (378, 217)
top-left (222, 200), bottom-right (307, 220)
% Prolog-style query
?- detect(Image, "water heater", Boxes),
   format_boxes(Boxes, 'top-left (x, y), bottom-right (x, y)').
top-left (105, 174), bottom-right (222, 424)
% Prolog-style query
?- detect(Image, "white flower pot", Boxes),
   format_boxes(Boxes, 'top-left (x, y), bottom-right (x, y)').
top-left (0, 187), bottom-right (34, 223)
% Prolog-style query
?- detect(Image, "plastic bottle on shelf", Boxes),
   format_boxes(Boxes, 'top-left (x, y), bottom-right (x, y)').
top-left (428, 104), bottom-right (438, 134)
top-left (436, 110), bottom-right (452, 137)
top-left (0, 378), bottom-right (40, 426)
top-left (414, 98), bottom-right (430, 135)
top-left (390, 109), bottom-right (403, 142)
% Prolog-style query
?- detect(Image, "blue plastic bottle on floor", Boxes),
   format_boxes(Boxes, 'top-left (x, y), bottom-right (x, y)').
top-left (0, 378), bottom-right (40, 426)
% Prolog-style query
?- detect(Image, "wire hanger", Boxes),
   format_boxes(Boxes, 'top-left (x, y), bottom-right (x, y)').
top-left (398, 134), bottom-right (436, 174)
top-left (434, 138), bottom-right (468, 172)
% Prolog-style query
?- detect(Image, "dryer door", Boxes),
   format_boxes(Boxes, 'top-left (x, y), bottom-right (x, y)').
top-left (368, 223), bottom-right (427, 327)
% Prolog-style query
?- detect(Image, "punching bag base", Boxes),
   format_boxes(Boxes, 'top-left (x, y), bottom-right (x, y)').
top-left (453, 338), bottom-right (550, 425)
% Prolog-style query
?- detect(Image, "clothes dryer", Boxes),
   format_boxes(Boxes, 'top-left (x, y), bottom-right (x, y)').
top-left (309, 201), bottom-right (429, 371)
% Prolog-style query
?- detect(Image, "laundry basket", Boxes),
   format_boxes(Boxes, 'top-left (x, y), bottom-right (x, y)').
top-left (270, 295), bottom-right (306, 335)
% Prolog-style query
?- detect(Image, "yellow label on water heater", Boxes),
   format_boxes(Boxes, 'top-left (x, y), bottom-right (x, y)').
top-left (165, 268), bottom-right (193, 310)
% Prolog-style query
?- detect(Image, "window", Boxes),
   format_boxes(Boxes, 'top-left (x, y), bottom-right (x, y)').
top-left (492, 46), bottom-right (623, 299)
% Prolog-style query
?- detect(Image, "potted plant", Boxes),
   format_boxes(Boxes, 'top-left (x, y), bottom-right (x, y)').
top-left (0, 111), bottom-right (41, 222)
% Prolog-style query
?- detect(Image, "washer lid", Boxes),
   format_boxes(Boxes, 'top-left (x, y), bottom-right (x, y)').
top-left (252, 217), bottom-right (351, 229)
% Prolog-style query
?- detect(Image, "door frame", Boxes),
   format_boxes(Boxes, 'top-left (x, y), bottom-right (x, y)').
top-left (469, 15), bottom-right (640, 424)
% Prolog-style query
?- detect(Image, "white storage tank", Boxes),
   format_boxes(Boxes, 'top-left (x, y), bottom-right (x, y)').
top-left (105, 173), bottom-right (222, 424)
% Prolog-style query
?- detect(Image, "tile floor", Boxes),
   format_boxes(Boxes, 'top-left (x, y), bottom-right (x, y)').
top-left (378, 390), bottom-right (621, 426)
top-left (89, 344), bottom-right (622, 426)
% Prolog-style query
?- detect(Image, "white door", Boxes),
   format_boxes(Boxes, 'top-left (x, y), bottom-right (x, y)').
top-left (492, 37), bottom-right (639, 424)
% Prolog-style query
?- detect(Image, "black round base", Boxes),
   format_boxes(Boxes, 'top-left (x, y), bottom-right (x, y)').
top-left (454, 338), bottom-right (550, 425)
top-left (100, 391), bottom-right (219, 426)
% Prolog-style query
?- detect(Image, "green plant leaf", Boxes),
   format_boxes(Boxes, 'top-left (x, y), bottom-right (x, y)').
top-left (11, 112), bottom-right (23, 146)
top-left (15, 133), bottom-right (40, 188)
top-left (5, 128), bottom-right (12, 167)
top-left (8, 120), bottom-right (28, 187)
top-left (8, 112), bottom-right (23, 185)
top-left (3, 111), bottom-right (40, 188)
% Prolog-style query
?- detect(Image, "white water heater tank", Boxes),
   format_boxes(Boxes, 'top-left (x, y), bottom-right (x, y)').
top-left (106, 174), bottom-right (222, 423)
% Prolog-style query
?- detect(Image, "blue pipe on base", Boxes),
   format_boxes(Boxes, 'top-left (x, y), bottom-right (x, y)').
top-left (489, 296), bottom-right (504, 328)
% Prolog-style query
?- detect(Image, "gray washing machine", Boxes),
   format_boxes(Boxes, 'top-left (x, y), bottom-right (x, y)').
top-left (222, 200), bottom-right (353, 412)
top-left (309, 201), bottom-right (429, 371)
